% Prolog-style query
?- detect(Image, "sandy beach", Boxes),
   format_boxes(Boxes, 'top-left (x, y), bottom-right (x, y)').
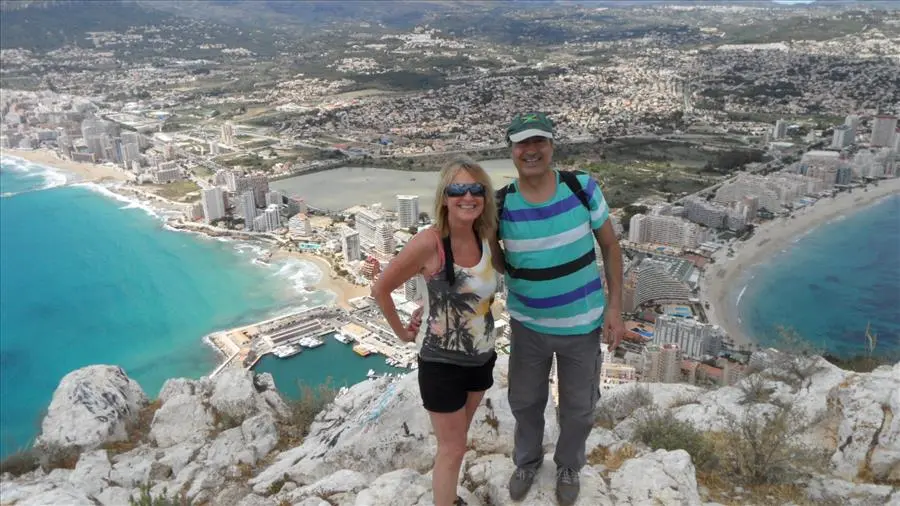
top-left (272, 250), bottom-right (371, 309)
top-left (2, 148), bottom-right (132, 182)
top-left (700, 177), bottom-right (900, 349)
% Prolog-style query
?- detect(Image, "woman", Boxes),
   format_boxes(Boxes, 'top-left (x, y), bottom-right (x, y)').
top-left (371, 157), bottom-right (503, 506)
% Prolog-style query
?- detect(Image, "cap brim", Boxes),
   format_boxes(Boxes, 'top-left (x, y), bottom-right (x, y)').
top-left (508, 129), bottom-right (553, 143)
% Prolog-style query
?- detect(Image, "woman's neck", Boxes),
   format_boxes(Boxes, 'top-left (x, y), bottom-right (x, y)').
top-left (448, 219), bottom-right (476, 240)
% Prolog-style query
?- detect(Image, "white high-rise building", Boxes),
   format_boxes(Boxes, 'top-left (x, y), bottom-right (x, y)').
top-left (355, 208), bottom-right (383, 248)
top-left (374, 221), bottom-right (396, 257)
top-left (641, 344), bottom-right (681, 383)
top-left (396, 195), bottom-right (420, 229)
top-left (683, 197), bottom-right (727, 229)
top-left (225, 171), bottom-right (239, 192)
top-left (201, 187), bottom-right (226, 224)
top-left (341, 228), bottom-right (361, 262)
top-left (234, 175), bottom-right (269, 204)
top-left (263, 204), bottom-right (282, 232)
top-left (845, 114), bottom-right (860, 132)
top-left (831, 124), bottom-right (854, 149)
top-left (871, 115), bottom-right (898, 147)
top-left (240, 191), bottom-right (257, 231)
top-left (209, 140), bottom-right (220, 155)
top-left (221, 122), bottom-right (235, 146)
top-left (654, 315), bottom-right (722, 359)
top-left (774, 119), bottom-right (788, 139)
top-left (404, 276), bottom-right (425, 303)
top-left (288, 214), bottom-right (312, 238)
top-left (628, 214), bottom-right (700, 248)
top-left (265, 190), bottom-right (284, 207)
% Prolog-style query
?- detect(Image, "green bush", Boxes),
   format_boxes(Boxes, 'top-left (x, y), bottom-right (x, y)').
top-left (129, 484), bottom-right (189, 506)
top-left (632, 410), bottom-right (717, 471)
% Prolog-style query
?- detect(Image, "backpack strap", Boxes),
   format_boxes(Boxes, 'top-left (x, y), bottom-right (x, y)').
top-left (559, 170), bottom-right (591, 212)
top-left (442, 235), bottom-right (455, 286)
top-left (495, 183), bottom-right (512, 236)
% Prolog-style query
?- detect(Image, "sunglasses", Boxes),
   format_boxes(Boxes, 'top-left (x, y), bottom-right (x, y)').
top-left (445, 182), bottom-right (486, 197)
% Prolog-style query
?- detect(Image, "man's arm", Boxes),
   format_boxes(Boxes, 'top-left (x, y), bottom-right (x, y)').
top-left (594, 220), bottom-right (625, 350)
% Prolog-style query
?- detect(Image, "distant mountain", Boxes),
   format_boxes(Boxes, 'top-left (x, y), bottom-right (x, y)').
top-left (0, 0), bottom-right (175, 51)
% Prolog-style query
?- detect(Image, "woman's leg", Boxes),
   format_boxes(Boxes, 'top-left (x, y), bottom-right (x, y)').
top-left (429, 408), bottom-right (469, 506)
top-left (464, 390), bottom-right (486, 430)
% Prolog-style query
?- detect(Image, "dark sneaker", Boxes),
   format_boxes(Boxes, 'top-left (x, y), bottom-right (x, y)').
top-left (508, 465), bottom-right (540, 501)
top-left (453, 496), bottom-right (467, 506)
top-left (556, 468), bottom-right (580, 506)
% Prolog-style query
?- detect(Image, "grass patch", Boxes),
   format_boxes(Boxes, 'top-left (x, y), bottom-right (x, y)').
top-left (129, 483), bottom-right (189, 506)
top-left (150, 180), bottom-right (201, 202)
top-left (276, 378), bottom-right (339, 450)
top-left (632, 410), bottom-right (717, 471)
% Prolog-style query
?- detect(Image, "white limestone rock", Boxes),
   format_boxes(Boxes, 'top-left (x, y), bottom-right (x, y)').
top-left (0, 480), bottom-right (56, 503)
top-left (236, 494), bottom-right (278, 506)
top-left (109, 446), bottom-right (155, 488)
top-left (95, 486), bottom-right (135, 506)
top-left (157, 441), bottom-right (202, 476)
top-left (68, 449), bottom-right (111, 497)
top-left (609, 449), bottom-right (702, 506)
top-left (288, 468), bottom-right (371, 502)
top-left (213, 484), bottom-right (253, 506)
top-left (210, 367), bottom-right (261, 421)
top-left (11, 484), bottom-right (97, 506)
top-left (466, 454), bottom-right (611, 506)
top-left (353, 468), bottom-right (430, 505)
top-left (36, 365), bottom-right (148, 451)
top-left (807, 476), bottom-right (896, 506)
top-left (241, 412), bottom-right (279, 462)
top-left (149, 392), bottom-right (214, 448)
top-left (158, 377), bottom-right (203, 404)
top-left (827, 363), bottom-right (900, 482)
top-left (251, 359), bottom-right (557, 490)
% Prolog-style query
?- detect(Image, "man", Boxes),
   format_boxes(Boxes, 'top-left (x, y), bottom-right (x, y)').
top-left (497, 112), bottom-right (624, 505)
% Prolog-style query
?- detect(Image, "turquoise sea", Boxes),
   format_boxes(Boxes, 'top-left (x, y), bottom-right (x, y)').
top-left (0, 155), bottom-right (394, 458)
top-left (736, 194), bottom-right (900, 358)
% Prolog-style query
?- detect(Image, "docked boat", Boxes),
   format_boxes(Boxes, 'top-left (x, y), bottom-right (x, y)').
top-left (272, 344), bottom-right (302, 359)
top-left (299, 336), bottom-right (324, 348)
top-left (334, 333), bottom-right (353, 344)
top-left (353, 344), bottom-right (372, 357)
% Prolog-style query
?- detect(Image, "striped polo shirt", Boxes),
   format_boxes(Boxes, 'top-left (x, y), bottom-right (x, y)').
top-left (499, 171), bottom-right (609, 335)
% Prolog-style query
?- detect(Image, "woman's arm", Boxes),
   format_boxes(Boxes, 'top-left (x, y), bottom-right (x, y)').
top-left (371, 231), bottom-right (435, 342)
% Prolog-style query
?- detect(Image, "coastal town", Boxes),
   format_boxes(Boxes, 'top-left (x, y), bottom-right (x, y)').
top-left (1, 1), bottom-right (898, 393)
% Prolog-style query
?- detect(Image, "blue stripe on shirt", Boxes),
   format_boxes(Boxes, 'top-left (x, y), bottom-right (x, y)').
top-left (510, 277), bottom-right (604, 309)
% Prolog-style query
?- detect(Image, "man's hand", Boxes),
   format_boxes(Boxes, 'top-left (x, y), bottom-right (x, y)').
top-left (603, 307), bottom-right (625, 352)
top-left (402, 306), bottom-right (423, 342)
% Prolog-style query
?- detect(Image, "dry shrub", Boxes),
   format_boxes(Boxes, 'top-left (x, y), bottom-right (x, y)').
top-left (594, 384), bottom-right (653, 429)
top-left (631, 410), bottom-right (717, 471)
top-left (103, 399), bottom-right (162, 456)
top-left (716, 405), bottom-right (826, 486)
top-left (35, 442), bottom-right (81, 472)
top-left (738, 374), bottom-right (775, 405)
top-left (760, 326), bottom-right (824, 389)
top-left (588, 443), bottom-right (636, 472)
top-left (0, 448), bottom-right (39, 477)
top-left (277, 379), bottom-right (339, 450)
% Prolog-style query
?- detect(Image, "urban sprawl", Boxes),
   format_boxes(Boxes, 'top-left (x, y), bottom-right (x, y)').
top-left (2, 1), bottom-right (898, 391)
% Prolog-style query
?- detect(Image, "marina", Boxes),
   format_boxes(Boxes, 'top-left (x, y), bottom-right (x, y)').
top-left (204, 301), bottom-right (421, 372)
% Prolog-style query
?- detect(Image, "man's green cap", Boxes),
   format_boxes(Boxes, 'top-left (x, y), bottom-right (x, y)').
top-left (506, 112), bottom-right (554, 143)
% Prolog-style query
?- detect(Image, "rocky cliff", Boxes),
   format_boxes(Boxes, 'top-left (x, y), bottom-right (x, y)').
top-left (1, 357), bottom-right (898, 506)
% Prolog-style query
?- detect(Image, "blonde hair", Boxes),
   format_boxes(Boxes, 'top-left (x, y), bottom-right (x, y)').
top-left (432, 156), bottom-right (497, 240)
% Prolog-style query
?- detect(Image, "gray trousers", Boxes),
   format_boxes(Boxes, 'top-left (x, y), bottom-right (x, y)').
top-left (508, 318), bottom-right (602, 471)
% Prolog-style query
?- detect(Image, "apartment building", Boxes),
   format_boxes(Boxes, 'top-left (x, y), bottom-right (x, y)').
top-left (396, 195), bottom-right (420, 229)
top-left (201, 187), bottom-right (226, 224)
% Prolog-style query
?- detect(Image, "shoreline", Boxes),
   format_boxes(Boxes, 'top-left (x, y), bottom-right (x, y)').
top-left (700, 177), bottom-right (900, 350)
top-left (1, 148), bottom-right (133, 182)
top-left (1, 153), bottom-right (369, 364)
top-left (271, 250), bottom-right (371, 310)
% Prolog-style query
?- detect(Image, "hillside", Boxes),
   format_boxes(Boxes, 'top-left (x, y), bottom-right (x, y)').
top-left (0, 353), bottom-right (897, 505)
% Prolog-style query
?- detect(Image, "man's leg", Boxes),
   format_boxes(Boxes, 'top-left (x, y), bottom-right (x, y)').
top-left (508, 319), bottom-right (554, 470)
top-left (552, 329), bottom-right (602, 471)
